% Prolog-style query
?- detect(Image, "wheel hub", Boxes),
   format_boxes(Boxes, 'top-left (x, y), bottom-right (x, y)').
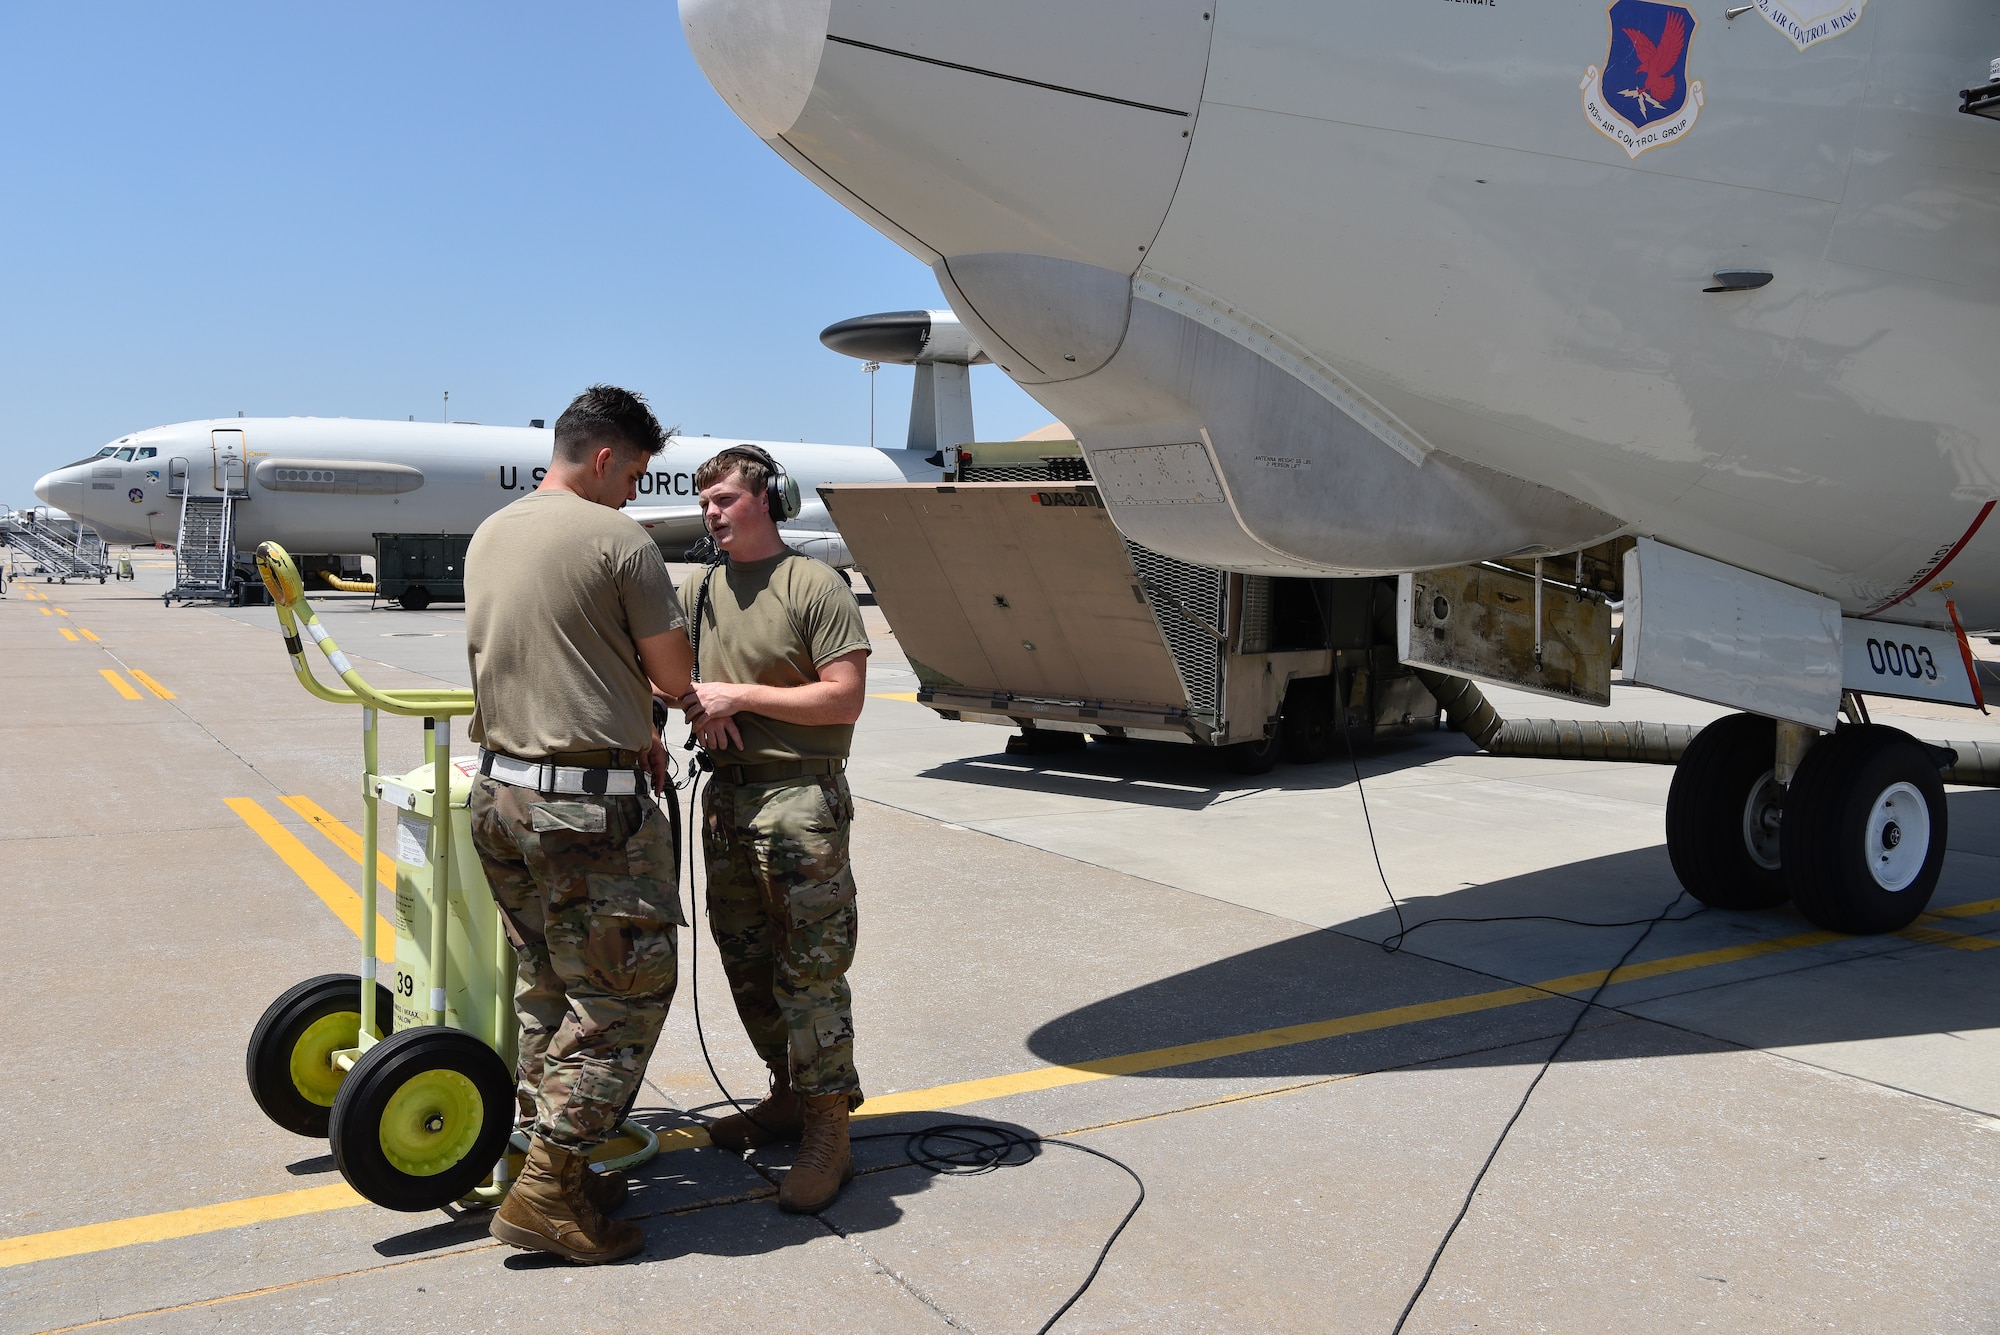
top-left (1740, 770), bottom-right (1784, 871)
top-left (379, 1068), bottom-right (485, 1177)
top-left (1865, 782), bottom-right (1929, 892)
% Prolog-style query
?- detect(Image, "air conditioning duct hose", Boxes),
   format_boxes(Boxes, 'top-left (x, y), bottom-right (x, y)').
top-left (1413, 668), bottom-right (2000, 785)
top-left (1413, 669), bottom-right (1693, 764)
top-left (318, 571), bottom-right (376, 593)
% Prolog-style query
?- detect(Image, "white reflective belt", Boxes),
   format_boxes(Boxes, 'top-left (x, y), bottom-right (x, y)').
top-left (476, 747), bottom-right (642, 796)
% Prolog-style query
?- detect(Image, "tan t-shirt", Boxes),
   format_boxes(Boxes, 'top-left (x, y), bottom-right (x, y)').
top-left (465, 488), bottom-right (685, 758)
top-left (682, 550), bottom-right (870, 765)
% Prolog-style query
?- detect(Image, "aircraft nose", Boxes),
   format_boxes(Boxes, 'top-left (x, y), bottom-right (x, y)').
top-left (34, 469), bottom-right (81, 512)
top-left (680, 1), bottom-right (1214, 280)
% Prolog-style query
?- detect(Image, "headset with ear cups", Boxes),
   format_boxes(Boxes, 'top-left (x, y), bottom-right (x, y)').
top-left (709, 443), bottom-right (801, 522)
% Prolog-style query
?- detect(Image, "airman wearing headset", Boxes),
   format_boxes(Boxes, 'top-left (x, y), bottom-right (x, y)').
top-left (680, 443), bottom-right (870, 1215)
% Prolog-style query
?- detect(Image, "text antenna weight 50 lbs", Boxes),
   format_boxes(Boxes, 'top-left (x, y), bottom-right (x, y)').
top-left (241, 542), bottom-right (659, 1212)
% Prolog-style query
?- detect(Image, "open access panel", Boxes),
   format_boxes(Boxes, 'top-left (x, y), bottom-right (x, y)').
top-left (819, 479), bottom-right (1437, 764)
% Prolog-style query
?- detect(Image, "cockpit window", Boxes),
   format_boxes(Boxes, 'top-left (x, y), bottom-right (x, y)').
top-left (97, 447), bottom-right (116, 457)
top-left (115, 448), bottom-right (135, 461)
top-left (136, 447), bottom-right (157, 459)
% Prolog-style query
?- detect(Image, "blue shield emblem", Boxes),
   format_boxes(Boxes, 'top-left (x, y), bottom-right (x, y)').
top-left (1602, 1), bottom-right (1696, 130)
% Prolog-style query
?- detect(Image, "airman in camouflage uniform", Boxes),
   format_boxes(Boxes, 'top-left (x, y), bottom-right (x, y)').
top-left (471, 781), bottom-right (684, 1150)
top-left (464, 385), bottom-right (695, 1265)
top-left (683, 443), bottom-right (872, 1216)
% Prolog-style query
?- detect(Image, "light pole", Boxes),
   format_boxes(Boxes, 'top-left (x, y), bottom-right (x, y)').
top-left (863, 361), bottom-right (880, 448)
top-left (443, 390), bottom-right (450, 423)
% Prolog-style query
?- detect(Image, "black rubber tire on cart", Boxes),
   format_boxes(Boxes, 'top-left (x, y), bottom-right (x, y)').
top-left (330, 1025), bottom-right (514, 1211)
top-left (247, 973), bottom-right (395, 1137)
top-left (1781, 725), bottom-right (1947, 935)
top-left (1664, 712), bottom-right (1790, 911)
top-left (1222, 718), bottom-right (1285, 775)
top-left (398, 585), bottom-right (432, 611)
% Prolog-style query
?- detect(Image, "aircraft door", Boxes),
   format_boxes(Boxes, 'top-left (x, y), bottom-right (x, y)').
top-left (211, 429), bottom-right (247, 494)
top-left (166, 457), bottom-right (189, 496)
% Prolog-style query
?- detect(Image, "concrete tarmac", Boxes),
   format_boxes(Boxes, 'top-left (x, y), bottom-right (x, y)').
top-left (4, 555), bottom-right (1999, 1333)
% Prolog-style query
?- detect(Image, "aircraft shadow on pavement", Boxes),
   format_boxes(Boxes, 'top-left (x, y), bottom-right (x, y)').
top-left (1023, 791), bottom-right (2000, 1081)
top-left (476, 1109), bottom-right (1045, 1269)
top-left (915, 730), bottom-right (1470, 812)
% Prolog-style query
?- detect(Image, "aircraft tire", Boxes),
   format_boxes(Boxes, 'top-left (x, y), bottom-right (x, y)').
top-left (330, 1025), bottom-right (513, 1212)
top-left (399, 586), bottom-right (431, 611)
top-left (1782, 725), bottom-right (1946, 935)
top-left (1222, 718), bottom-right (1285, 775)
top-left (246, 973), bottom-right (395, 1138)
top-left (1665, 712), bottom-right (1789, 911)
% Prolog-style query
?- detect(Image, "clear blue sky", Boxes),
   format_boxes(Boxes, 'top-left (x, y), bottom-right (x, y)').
top-left (0, 3), bottom-right (1051, 506)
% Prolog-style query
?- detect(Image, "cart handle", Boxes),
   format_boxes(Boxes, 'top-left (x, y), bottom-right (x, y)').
top-left (256, 542), bottom-right (474, 718)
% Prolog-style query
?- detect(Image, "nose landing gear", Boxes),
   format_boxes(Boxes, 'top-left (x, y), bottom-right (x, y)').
top-left (1666, 715), bottom-right (1949, 934)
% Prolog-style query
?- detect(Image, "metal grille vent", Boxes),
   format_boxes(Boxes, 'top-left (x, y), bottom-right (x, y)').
top-left (960, 456), bottom-right (1093, 483)
top-left (1125, 540), bottom-right (1225, 718)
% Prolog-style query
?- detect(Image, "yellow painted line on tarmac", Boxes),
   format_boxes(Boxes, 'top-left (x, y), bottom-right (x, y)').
top-left (859, 920), bottom-right (1984, 1117)
top-left (279, 795), bottom-right (396, 891)
top-left (128, 668), bottom-right (175, 700)
top-left (38, 606), bottom-right (51, 616)
top-left (59, 627), bottom-right (77, 641)
top-left (223, 798), bottom-right (395, 960)
top-left (99, 669), bottom-right (142, 700)
top-left (7, 898), bottom-right (1995, 1269)
top-left (79, 628), bottom-right (99, 641)
top-left (869, 692), bottom-right (920, 703)
top-left (0, 1185), bottom-right (364, 1269)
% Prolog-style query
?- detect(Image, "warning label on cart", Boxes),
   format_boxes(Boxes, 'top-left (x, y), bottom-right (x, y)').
top-left (397, 812), bottom-right (430, 866)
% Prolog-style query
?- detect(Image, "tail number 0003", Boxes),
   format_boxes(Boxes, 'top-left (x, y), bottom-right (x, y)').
top-left (1865, 638), bottom-right (1938, 681)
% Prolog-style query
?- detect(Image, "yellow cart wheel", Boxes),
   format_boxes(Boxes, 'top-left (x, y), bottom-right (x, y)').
top-left (246, 974), bottom-right (394, 1137)
top-left (330, 1025), bottom-right (513, 1211)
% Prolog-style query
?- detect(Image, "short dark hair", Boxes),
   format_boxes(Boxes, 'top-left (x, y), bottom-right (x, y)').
top-left (694, 446), bottom-right (773, 495)
top-left (552, 385), bottom-right (673, 464)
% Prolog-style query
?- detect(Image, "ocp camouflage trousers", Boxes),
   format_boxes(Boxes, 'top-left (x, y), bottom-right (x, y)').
top-left (469, 777), bottom-right (684, 1151)
top-left (702, 774), bottom-right (862, 1104)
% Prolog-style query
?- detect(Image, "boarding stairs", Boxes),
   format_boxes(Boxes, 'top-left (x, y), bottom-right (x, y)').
top-left (3, 509), bottom-right (111, 583)
top-left (166, 492), bottom-right (240, 604)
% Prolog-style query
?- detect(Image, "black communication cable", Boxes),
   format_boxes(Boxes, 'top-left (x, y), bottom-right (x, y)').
top-left (1334, 672), bottom-right (1696, 1329)
top-left (671, 748), bottom-right (1145, 1333)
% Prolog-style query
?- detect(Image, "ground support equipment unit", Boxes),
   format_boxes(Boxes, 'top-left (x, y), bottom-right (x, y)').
top-left (242, 542), bottom-right (658, 1211)
top-left (373, 532), bottom-right (471, 611)
top-left (820, 467), bottom-right (1437, 773)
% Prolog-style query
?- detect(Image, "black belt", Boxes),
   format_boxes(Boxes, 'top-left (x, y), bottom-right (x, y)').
top-left (707, 757), bottom-right (845, 787)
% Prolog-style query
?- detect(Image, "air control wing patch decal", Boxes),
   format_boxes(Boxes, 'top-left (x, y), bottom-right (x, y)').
top-left (1581, 0), bottom-right (1704, 159)
top-left (1751, 0), bottom-right (1866, 52)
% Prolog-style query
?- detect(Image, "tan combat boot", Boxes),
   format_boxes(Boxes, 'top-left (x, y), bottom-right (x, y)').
top-left (708, 1067), bottom-right (805, 1152)
top-left (581, 1164), bottom-right (628, 1215)
top-left (491, 1137), bottom-right (643, 1264)
top-left (777, 1093), bottom-right (854, 1214)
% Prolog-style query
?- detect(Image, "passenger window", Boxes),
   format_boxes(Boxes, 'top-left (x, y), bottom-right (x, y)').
top-left (136, 447), bottom-right (157, 459)
top-left (115, 448), bottom-right (135, 461)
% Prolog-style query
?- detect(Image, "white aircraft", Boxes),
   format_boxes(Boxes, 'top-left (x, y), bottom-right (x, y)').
top-left (28, 313), bottom-right (1001, 586)
top-left (34, 417), bottom-right (938, 564)
top-left (682, 0), bottom-right (2000, 933)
